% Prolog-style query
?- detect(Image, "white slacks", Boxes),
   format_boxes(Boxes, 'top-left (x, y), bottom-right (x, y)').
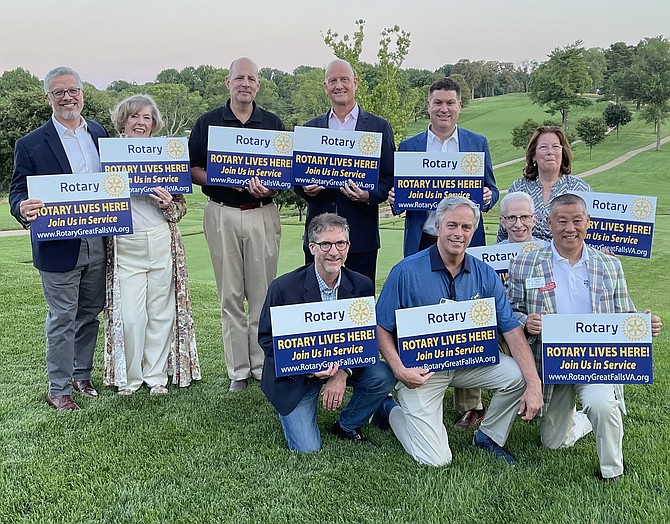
top-left (116, 222), bottom-right (175, 391)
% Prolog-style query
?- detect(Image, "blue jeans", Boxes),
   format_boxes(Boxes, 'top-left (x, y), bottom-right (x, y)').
top-left (279, 361), bottom-right (396, 452)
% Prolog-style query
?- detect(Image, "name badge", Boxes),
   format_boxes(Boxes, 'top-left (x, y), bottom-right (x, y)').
top-left (526, 277), bottom-right (545, 289)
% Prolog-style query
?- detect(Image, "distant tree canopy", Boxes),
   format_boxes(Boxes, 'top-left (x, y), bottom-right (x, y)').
top-left (1, 33), bottom-right (669, 191)
top-left (575, 116), bottom-right (608, 158)
top-left (529, 41), bottom-right (592, 130)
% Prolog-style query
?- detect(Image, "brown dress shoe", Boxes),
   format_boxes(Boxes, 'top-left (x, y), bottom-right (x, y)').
top-left (454, 407), bottom-right (486, 429)
top-left (72, 380), bottom-right (98, 397)
top-left (46, 395), bottom-right (80, 411)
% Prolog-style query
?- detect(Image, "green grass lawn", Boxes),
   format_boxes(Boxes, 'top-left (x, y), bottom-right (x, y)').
top-left (2, 92), bottom-right (670, 522)
top-left (1, 219), bottom-right (668, 523)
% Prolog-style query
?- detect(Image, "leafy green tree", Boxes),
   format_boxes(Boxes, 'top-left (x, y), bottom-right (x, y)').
top-left (583, 47), bottom-right (606, 93)
top-left (603, 103), bottom-right (632, 138)
top-left (511, 118), bottom-right (542, 149)
top-left (287, 68), bottom-right (329, 128)
top-left (603, 42), bottom-right (636, 101)
top-left (575, 116), bottom-right (608, 158)
top-left (529, 41), bottom-right (591, 130)
top-left (367, 24), bottom-right (414, 141)
top-left (144, 83), bottom-right (206, 136)
top-left (276, 190), bottom-right (307, 221)
top-left (0, 86), bottom-right (51, 190)
top-left (634, 36), bottom-right (670, 150)
top-left (449, 73), bottom-right (471, 107)
top-left (0, 67), bottom-right (41, 92)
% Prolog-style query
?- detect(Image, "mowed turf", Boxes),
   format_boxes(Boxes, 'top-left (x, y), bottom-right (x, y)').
top-left (1, 92), bottom-right (669, 523)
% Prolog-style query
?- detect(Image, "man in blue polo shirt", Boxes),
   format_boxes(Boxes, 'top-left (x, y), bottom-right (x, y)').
top-left (375, 196), bottom-right (543, 466)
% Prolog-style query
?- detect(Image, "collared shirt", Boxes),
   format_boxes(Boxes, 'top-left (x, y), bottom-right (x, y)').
top-left (51, 115), bottom-right (100, 174)
top-left (328, 103), bottom-right (359, 131)
top-left (497, 175), bottom-right (592, 242)
top-left (551, 241), bottom-right (591, 314)
top-left (377, 244), bottom-right (519, 335)
top-left (188, 100), bottom-right (285, 205)
top-left (422, 126), bottom-right (460, 236)
top-left (315, 265), bottom-right (341, 301)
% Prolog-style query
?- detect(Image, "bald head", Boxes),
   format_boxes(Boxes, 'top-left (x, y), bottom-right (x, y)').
top-left (226, 57), bottom-right (260, 109)
top-left (325, 59), bottom-right (355, 82)
top-left (229, 57), bottom-right (259, 78)
top-left (323, 59), bottom-right (358, 115)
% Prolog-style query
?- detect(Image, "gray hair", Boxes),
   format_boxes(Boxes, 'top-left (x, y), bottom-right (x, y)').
top-left (110, 94), bottom-right (165, 136)
top-left (43, 67), bottom-right (82, 93)
top-left (435, 195), bottom-right (481, 230)
top-left (548, 193), bottom-right (587, 216)
top-left (324, 58), bottom-right (356, 82)
top-left (307, 213), bottom-right (350, 243)
top-left (500, 191), bottom-right (535, 216)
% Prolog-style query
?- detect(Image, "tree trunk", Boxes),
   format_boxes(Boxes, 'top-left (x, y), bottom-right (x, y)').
top-left (656, 121), bottom-right (661, 151)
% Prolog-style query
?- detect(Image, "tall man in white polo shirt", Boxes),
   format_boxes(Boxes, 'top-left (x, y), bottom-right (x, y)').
top-left (508, 193), bottom-right (663, 481)
top-left (9, 66), bottom-right (109, 410)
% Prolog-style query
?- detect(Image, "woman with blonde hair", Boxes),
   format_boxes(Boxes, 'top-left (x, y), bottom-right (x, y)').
top-left (104, 94), bottom-right (200, 395)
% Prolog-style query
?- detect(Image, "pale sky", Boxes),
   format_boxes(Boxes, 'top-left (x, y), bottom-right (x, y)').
top-left (2, 0), bottom-right (668, 89)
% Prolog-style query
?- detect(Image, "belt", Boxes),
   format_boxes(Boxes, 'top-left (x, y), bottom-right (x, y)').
top-left (421, 232), bottom-right (438, 242)
top-left (209, 198), bottom-right (273, 210)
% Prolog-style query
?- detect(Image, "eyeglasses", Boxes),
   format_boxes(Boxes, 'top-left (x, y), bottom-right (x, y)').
top-left (47, 88), bottom-right (82, 99)
top-left (536, 144), bottom-right (562, 154)
top-left (501, 215), bottom-right (534, 225)
top-left (311, 240), bottom-right (350, 252)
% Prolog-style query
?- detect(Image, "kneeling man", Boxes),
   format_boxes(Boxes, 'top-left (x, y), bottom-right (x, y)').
top-left (376, 196), bottom-right (543, 466)
top-left (508, 193), bottom-right (663, 481)
top-left (259, 213), bottom-right (396, 452)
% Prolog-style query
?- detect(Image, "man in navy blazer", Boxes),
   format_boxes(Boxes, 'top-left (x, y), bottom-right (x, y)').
top-left (398, 78), bottom-right (498, 255)
top-left (9, 66), bottom-right (109, 411)
top-left (297, 59), bottom-right (395, 286)
top-left (393, 77), bottom-right (499, 429)
top-left (259, 213), bottom-right (395, 452)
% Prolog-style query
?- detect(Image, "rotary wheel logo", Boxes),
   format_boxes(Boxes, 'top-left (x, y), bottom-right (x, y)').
top-left (165, 139), bottom-right (187, 160)
top-left (102, 173), bottom-right (127, 197)
top-left (622, 314), bottom-right (650, 341)
top-left (469, 300), bottom-right (494, 326)
top-left (358, 133), bottom-right (380, 156)
top-left (522, 241), bottom-right (542, 253)
top-left (348, 299), bottom-right (374, 325)
top-left (460, 153), bottom-right (483, 175)
top-left (630, 197), bottom-right (653, 221)
top-left (273, 133), bottom-right (293, 154)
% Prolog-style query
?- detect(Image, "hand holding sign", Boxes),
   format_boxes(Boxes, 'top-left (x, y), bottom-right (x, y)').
top-left (20, 198), bottom-right (44, 222)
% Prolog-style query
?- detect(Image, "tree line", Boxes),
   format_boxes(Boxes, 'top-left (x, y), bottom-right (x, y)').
top-left (1, 20), bottom-right (669, 192)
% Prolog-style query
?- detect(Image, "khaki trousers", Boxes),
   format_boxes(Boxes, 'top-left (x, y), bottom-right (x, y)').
top-left (540, 383), bottom-right (622, 478)
top-left (204, 200), bottom-right (280, 381)
top-left (390, 353), bottom-right (525, 466)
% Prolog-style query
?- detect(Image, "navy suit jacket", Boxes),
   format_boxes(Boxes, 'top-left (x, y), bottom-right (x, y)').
top-left (9, 118), bottom-right (109, 272)
top-left (259, 264), bottom-right (374, 415)
top-left (399, 128), bottom-right (498, 256)
top-left (297, 107), bottom-right (395, 253)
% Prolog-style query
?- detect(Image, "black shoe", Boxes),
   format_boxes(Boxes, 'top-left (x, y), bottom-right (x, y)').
top-left (595, 470), bottom-right (623, 482)
top-left (331, 422), bottom-right (370, 444)
top-left (473, 429), bottom-right (516, 466)
top-left (369, 395), bottom-right (398, 430)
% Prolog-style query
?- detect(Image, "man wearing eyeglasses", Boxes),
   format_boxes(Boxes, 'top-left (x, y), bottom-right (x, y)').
top-left (259, 213), bottom-right (395, 452)
top-left (9, 66), bottom-right (109, 411)
top-left (497, 192), bottom-right (544, 245)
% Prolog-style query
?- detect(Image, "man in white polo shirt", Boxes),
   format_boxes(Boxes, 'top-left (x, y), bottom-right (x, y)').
top-left (508, 193), bottom-right (663, 481)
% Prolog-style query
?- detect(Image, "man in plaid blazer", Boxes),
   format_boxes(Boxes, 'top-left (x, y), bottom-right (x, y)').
top-left (507, 193), bottom-right (662, 481)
